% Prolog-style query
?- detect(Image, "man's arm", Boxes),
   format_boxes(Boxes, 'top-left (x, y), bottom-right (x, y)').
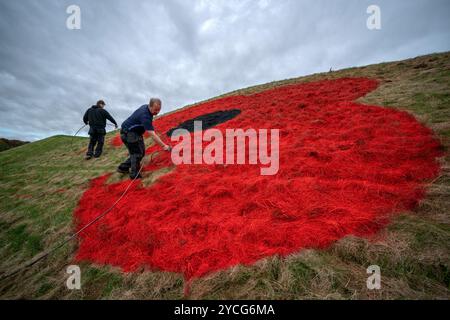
top-left (104, 110), bottom-right (118, 128)
top-left (149, 130), bottom-right (171, 151)
top-left (83, 109), bottom-right (89, 125)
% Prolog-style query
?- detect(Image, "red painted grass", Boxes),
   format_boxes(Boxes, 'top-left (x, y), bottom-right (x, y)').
top-left (75, 78), bottom-right (442, 280)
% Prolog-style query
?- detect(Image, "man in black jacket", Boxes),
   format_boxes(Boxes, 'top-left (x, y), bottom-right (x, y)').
top-left (83, 100), bottom-right (118, 160)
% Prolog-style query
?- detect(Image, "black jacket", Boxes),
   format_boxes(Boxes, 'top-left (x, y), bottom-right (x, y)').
top-left (83, 105), bottom-right (117, 129)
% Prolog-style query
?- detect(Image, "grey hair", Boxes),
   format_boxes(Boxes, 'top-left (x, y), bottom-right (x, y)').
top-left (149, 98), bottom-right (162, 107)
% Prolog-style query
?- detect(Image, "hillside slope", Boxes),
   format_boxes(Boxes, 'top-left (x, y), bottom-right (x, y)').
top-left (0, 52), bottom-right (449, 299)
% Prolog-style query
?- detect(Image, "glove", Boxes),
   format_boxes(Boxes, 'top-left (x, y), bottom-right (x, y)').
top-left (163, 145), bottom-right (172, 152)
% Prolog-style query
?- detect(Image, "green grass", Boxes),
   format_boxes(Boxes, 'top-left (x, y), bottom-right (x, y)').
top-left (3, 224), bottom-right (42, 255)
top-left (0, 51), bottom-right (449, 299)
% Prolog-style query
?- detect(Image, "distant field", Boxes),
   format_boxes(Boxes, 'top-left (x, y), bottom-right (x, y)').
top-left (0, 138), bottom-right (28, 153)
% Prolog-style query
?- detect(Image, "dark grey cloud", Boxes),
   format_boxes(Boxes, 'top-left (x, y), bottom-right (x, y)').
top-left (0, 0), bottom-right (449, 141)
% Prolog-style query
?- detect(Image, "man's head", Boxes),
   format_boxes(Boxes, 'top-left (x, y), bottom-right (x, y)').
top-left (149, 98), bottom-right (162, 115)
top-left (96, 100), bottom-right (106, 108)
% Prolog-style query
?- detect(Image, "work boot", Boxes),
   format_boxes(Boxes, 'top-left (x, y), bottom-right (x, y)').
top-left (117, 165), bottom-right (129, 174)
top-left (130, 173), bottom-right (143, 180)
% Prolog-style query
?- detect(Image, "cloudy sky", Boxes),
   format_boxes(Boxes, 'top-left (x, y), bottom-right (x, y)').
top-left (0, 0), bottom-right (449, 141)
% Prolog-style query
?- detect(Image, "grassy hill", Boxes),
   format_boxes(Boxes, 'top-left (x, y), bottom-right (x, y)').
top-left (0, 52), bottom-right (449, 299)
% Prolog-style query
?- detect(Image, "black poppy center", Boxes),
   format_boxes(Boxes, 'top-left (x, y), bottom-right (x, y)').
top-left (166, 109), bottom-right (241, 137)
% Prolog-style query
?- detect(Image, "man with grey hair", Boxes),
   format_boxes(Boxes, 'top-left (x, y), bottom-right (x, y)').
top-left (117, 98), bottom-right (171, 179)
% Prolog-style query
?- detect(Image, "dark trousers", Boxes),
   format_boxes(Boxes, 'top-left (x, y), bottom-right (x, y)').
top-left (87, 127), bottom-right (106, 157)
top-left (118, 130), bottom-right (145, 176)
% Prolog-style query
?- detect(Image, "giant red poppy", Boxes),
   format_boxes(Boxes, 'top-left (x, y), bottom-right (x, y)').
top-left (74, 78), bottom-right (442, 280)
